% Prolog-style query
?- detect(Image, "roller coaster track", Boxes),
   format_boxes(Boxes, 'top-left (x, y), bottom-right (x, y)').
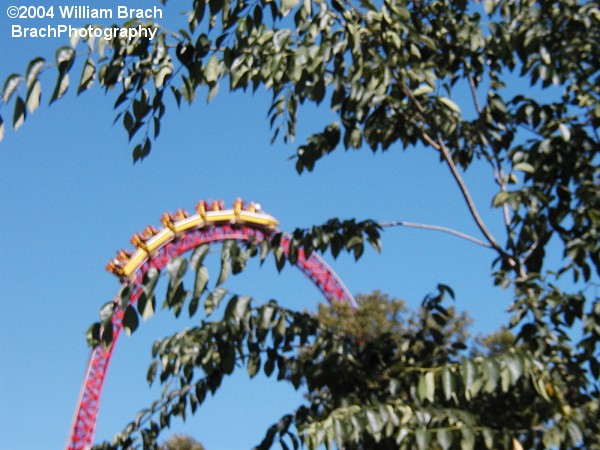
top-left (66, 200), bottom-right (355, 450)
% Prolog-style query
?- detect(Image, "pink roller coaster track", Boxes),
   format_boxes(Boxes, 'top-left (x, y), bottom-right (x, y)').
top-left (67, 219), bottom-right (354, 450)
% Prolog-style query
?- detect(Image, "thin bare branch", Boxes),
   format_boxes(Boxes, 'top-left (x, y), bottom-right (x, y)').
top-left (401, 82), bottom-right (519, 270)
top-left (379, 221), bottom-right (492, 248)
top-left (519, 241), bottom-right (539, 266)
top-left (435, 135), bottom-right (505, 255)
top-left (466, 72), bottom-right (482, 114)
top-left (466, 68), bottom-right (514, 252)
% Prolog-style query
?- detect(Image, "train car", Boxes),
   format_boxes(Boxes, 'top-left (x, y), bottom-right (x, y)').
top-left (106, 199), bottom-right (279, 278)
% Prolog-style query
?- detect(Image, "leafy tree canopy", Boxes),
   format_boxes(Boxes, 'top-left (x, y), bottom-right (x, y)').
top-left (160, 434), bottom-right (206, 450)
top-left (2, 0), bottom-right (599, 448)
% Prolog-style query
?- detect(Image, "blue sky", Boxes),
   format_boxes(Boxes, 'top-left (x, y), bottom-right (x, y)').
top-left (0, 2), bottom-right (518, 449)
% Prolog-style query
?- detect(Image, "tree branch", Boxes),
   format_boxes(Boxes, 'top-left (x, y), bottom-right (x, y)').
top-left (465, 67), bottom-right (516, 258)
top-left (379, 221), bottom-right (492, 248)
top-left (466, 71), bottom-right (482, 114)
top-left (399, 84), bottom-right (520, 271)
top-left (435, 135), bottom-right (505, 254)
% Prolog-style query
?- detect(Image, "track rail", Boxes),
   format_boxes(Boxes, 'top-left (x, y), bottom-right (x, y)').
top-left (67, 201), bottom-right (354, 450)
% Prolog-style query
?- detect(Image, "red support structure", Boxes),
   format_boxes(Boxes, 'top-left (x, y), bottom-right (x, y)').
top-left (67, 224), bottom-right (353, 450)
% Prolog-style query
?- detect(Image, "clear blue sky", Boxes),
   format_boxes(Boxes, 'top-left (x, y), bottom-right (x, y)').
top-left (0, 3), bottom-right (516, 449)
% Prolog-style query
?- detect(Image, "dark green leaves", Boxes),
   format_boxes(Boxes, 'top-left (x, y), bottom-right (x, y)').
top-left (417, 371), bottom-right (435, 403)
top-left (165, 256), bottom-right (189, 317)
top-left (50, 47), bottom-right (74, 104)
top-left (12, 97), bottom-right (26, 130)
top-left (25, 58), bottom-right (45, 89)
top-left (26, 80), bottom-right (41, 114)
top-left (78, 58), bottom-right (96, 95)
top-left (224, 295), bottom-right (251, 323)
top-left (99, 281), bottom-right (576, 450)
top-left (123, 305), bottom-right (139, 336)
top-left (2, 74), bottom-right (22, 103)
top-left (284, 219), bottom-right (382, 264)
top-left (204, 287), bottom-right (227, 316)
top-left (138, 268), bottom-right (159, 321)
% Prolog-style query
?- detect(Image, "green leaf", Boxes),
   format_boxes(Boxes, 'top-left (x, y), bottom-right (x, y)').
top-left (558, 123), bottom-right (571, 141)
top-left (533, 376), bottom-right (551, 402)
top-left (101, 324), bottom-right (113, 347)
top-left (247, 355), bottom-right (260, 378)
top-left (26, 80), bottom-right (42, 113)
top-left (460, 428), bottom-right (475, 450)
top-left (567, 421), bottom-right (583, 444)
top-left (123, 305), bottom-right (140, 336)
top-left (513, 162), bottom-right (535, 174)
top-left (86, 322), bottom-right (101, 347)
top-left (118, 284), bottom-right (133, 309)
top-left (437, 96), bottom-right (462, 115)
top-left (484, 0), bottom-right (497, 14)
top-left (217, 247), bottom-right (231, 286)
top-left (55, 46), bottom-right (75, 70)
top-left (205, 56), bottom-right (219, 82)
top-left (167, 256), bottom-right (188, 283)
top-left (50, 47), bottom-right (74, 103)
top-left (273, 313), bottom-right (286, 341)
top-left (483, 358), bottom-right (500, 393)
top-left (418, 371), bottom-right (435, 403)
top-left (190, 245), bottom-right (211, 271)
top-left (219, 338), bottom-right (235, 374)
top-left (500, 364), bottom-right (511, 392)
top-left (137, 269), bottom-right (158, 321)
top-left (189, 263), bottom-right (209, 317)
top-left (50, 73), bottom-right (69, 104)
top-left (413, 84), bottom-right (434, 96)
top-left (415, 429), bottom-right (429, 450)
top-left (25, 58), bottom-right (46, 88)
top-left (193, 265), bottom-right (209, 300)
top-left (78, 58), bottom-right (96, 95)
top-left (99, 301), bottom-right (115, 323)
top-left (461, 358), bottom-right (476, 399)
top-left (258, 305), bottom-right (275, 332)
top-left (13, 96), bottom-right (26, 131)
top-left (3, 74), bottom-right (22, 103)
top-left (204, 287), bottom-right (227, 316)
top-left (142, 267), bottom-right (160, 297)
top-left (188, 295), bottom-right (200, 317)
top-left (224, 295), bottom-right (251, 322)
top-left (165, 281), bottom-right (188, 317)
top-left (437, 428), bottom-right (453, 450)
top-left (281, 0), bottom-right (300, 15)
top-left (441, 366), bottom-right (456, 402)
top-left (365, 410), bottom-right (381, 434)
top-left (345, 235), bottom-right (363, 250)
top-left (137, 292), bottom-right (155, 321)
top-left (503, 353), bottom-right (523, 385)
top-left (154, 65), bottom-right (172, 89)
top-left (492, 191), bottom-right (510, 208)
top-left (481, 427), bottom-right (494, 449)
top-left (207, 82), bottom-right (219, 102)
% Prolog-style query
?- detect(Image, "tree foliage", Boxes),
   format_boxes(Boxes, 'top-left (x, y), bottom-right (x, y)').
top-left (3, 0), bottom-right (599, 448)
top-left (160, 434), bottom-right (206, 450)
top-left (88, 241), bottom-right (598, 450)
